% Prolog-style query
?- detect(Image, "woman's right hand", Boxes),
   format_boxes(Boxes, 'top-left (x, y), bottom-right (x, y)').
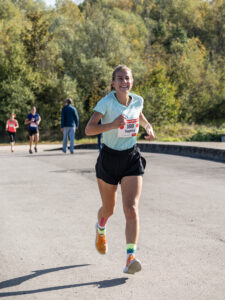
top-left (112, 114), bottom-right (127, 129)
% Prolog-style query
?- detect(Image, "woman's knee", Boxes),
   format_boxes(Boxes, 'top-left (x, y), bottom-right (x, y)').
top-left (124, 204), bottom-right (138, 220)
top-left (101, 204), bottom-right (115, 218)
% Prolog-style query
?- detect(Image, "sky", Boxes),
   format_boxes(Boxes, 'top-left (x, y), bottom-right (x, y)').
top-left (44, 0), bottom-right (84, 7)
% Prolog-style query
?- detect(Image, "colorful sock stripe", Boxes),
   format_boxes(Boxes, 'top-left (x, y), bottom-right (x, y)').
top-left (126, 243), bottom-right (136, 254)
top-left (99, 217), bottom-right (108, 227)
top-left (97, 224), bottom-right (106, 235)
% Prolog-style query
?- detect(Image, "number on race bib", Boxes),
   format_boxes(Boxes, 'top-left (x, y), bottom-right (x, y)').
top-left (118, 118), bottom-right (139, 138)
top-left (30, 122), bottom-right (37, 128)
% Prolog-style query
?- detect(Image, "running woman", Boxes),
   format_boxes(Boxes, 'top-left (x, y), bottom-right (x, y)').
top-left (5, 113), bottom-right (19, 152)
top-left (24, 106), bottom-right (41, 154)
top-left (85, 65), bottom-right (155, 274)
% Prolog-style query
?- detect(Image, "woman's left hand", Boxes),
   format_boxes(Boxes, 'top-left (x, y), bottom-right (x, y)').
top-left (144, 124), bottom-right (155, 141)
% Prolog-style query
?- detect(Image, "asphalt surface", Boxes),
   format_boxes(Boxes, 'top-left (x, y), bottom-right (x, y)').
top-left (0, 144), bottom-right (225, 300)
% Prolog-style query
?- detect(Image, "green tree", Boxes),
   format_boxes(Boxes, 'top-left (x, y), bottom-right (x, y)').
top-left (135, 66), bottom-right (180, 125)
top-left (21, 11), bottom-right (54, 69)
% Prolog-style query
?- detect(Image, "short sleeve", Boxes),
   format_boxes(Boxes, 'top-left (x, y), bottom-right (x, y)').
top-left (94, 98), bottom-right (107, 116)
top-left (140, 96), bottom-right (144, 109)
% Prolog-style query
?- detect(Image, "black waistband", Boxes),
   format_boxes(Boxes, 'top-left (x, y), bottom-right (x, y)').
top-left (102, 144), bottom-right (137, 155)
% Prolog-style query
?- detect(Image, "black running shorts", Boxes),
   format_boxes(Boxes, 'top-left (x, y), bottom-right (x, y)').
top-left (8, 131), bottom-right (15, 143)
top-left (28, 128), bottom-right (38, 136)
top-left (95, 144), bottom-right (146, 185)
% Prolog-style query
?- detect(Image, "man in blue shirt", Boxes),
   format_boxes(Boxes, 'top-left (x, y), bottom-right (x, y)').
top-left (61, 98), bottom-right (79, 154)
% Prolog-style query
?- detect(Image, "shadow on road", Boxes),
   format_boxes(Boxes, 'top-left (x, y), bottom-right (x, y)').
top-left (0, 265), bottom-right (89, 290)
top-left (0, 264), bottom-right (128, 297)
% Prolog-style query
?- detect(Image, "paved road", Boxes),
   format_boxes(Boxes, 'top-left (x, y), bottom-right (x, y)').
top-left (0, 145), bottom-right (225, 300)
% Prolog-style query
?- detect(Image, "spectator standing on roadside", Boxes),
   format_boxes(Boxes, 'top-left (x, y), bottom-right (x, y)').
top-left (61, 98), bottom-right (79, 154)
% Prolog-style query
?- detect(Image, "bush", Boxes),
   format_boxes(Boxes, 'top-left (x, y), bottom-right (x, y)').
top-left (143, 123), bottom-right (225, 142)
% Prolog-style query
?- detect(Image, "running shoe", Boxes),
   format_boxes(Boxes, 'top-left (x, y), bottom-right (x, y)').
top-left (34, 147), bottom-right (37, 152)
top-left (29, 149), bottom-right (32, 154)
top-left (123, 254), bottom-right (142, 274)
top-left (95, 223), bottom-right (108, 255)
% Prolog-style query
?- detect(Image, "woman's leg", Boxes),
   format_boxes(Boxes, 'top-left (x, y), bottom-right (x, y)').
top-left (97, 178), bottom-right (118, 226)
top-left (34, 132), bottom-right (39, 148)
top-left (29, 135), bottom-right (34, 151)
top-left (121, 175), bottom-right (142, 244)
top-left (9, 133), bottom-right (14, 152)
top-left (11, 141), bottom-right (15, 152)
top-left (121, 175), bottom-right (143, 274)
top-left (95, 178), bottom-right (118, 254)
top-left (12, 133), bottom-right (15, 151)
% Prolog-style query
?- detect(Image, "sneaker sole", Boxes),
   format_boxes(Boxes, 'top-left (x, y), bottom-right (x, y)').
top-left (124, 259), bottom-right (142, 274)
top-left (95, 223), bottom-right (108, 255)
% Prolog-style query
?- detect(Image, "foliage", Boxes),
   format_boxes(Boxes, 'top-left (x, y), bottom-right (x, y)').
top-left (135, 65), bottom-right (180, 126)
top-left (152, 123), bottom-right (225, 142)
top-left (0, 0), bottom-right (225, 141)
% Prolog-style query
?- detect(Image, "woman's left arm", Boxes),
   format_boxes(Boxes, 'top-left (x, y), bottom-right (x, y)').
top-left (37, 115), bottom-right (41, 124)
top-left (139, 112), bottom-right (155, 141)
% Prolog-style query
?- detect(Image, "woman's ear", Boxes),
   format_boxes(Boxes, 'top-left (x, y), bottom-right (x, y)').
top-left (111, 81), bottom-right (114, 90)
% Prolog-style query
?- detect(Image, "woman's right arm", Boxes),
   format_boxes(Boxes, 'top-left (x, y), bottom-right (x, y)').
top-left (85, 111), bottom-right (127, 136)
top-left (24, 118), bottom-right (30, 125)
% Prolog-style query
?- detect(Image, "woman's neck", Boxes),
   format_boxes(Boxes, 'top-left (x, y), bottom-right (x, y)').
top-left (115, 92), bottom-right (131, 106)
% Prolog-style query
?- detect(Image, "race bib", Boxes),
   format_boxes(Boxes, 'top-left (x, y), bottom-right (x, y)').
top-left (30, 122), bottom-right (37, 128)
top-left (118, 118), bottom-right (139, 138)
top-left (9, 124), bottom-right (15, 128)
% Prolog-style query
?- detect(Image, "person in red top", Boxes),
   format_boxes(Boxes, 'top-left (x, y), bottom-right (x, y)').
top-left (5, 113), bottom-right (19, 152)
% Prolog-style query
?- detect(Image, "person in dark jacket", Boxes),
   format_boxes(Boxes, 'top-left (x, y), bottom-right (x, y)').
top-left (61, 98), bottom-right (79, 154)
top-left (97, 119), bottom-right (103, 151)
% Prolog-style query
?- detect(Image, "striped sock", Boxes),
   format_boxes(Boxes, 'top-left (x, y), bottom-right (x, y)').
top-left (126, 243), bottom-right (136, 259)
top-left (97, 224), bottom-right (106, 236)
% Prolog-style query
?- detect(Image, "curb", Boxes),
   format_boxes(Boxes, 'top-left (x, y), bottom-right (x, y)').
top-left (138, 143), bottom-right (225, 163)
top-left (73, 143), bottom-right (225, 163)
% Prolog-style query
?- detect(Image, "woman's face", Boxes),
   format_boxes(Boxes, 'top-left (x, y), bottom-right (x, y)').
top-left (31, 107), bottom-right (36, 115)
top-left (112, 69), bottom-right (133, 94)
